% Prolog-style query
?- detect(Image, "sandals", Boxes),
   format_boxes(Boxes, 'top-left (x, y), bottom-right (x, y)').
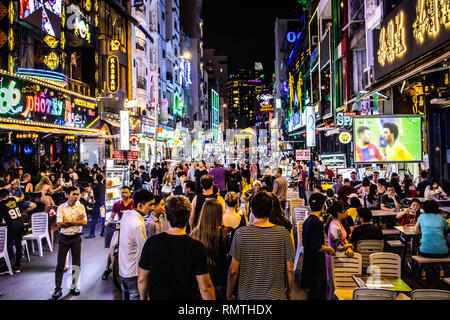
top-left (102, 269), bottom-right (112, 280)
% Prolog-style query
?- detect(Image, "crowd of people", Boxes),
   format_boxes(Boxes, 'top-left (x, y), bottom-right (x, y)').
top-left (0, 157), bottom-right (449, 300)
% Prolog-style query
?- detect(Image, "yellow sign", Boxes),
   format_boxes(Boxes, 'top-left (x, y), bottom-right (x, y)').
top-left (8, 28), bottom-right (13, 51)
top-left (378, 11), bottom-right (406, 66)
top-left (110, 40), bottom-right (120, 51)
top-left (339, 131), bottom-right (352, 144)
top-left (61, 32), bottom-right (66, 49)
top-left (9, 1), bottom-right (13, 25)
top-left (297, 72), bottom-right (302, 110)
top-left (44, 35), bottom-right (59, 48)
top-left (107, 55), bottom-right (120, 93)
top-left (288, 72), bottom-right (294, 114)
top-left (44, 52), bottom-right (59, 70)
top-left (413, 0), bottom-right (450, 43)
top-left (74, 98), bottom-right (97, 109)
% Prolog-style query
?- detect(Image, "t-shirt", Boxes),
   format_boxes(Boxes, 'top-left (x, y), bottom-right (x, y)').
top-left (8, 187), bottom-right (23, 199)
top-left (298, 171), bottom-right (307, 189)
top-left (229, 225), bottom-right (295, 300)
top-left (93, 182), bottom-right (106, 206)
top-left (386, 140), bottom-right (414, 161)
top-left (195, 169), bottom-right (208, 194)
top-left (227, 171), bottom-right (242, 193)
top-left (350, 224), bottom-right (383, 244)
top-left (273, 177), bottom-right (288, 201)
top-left (346, 207), bottom-right (357, 221)
top-left (350, 180), bottom-right (361, 188)
top-left (209, 167), bottom-right (226, 192)
top-left (381, 194), bottom-right (400, 209)
top-left (138, 233), bottom-right (209, 300)
top-left (355, 144), bottom-right (385, 162)
top-left (0, 197), bottom-right (24, 228)
top-left (141, 171), bottom-right (150, 184)
top-left (418, 213), bottom-right (449, 255)
top-left (416, 180), bottom-right (430, 197)
top-left (112, 200), bottom-right (135, 220)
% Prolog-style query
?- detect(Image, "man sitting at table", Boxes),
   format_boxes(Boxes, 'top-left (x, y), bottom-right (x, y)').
top-left (350, 207), bottom-right (383, 245)
top-left (8, 179), bottom-right (36, 217)
top-left (20, 173), bottom-right (34, 193)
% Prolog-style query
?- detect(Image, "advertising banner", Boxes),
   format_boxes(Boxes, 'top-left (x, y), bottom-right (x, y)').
top-left (120, 110), bottom-right (130, 150)
top-left (296, 149), bottom-right (311, 161)
top-left (306, 105), bottom-right (315, 147)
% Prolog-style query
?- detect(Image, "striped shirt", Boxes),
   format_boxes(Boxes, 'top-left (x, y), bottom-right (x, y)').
top-left (229, 225), bottom-right (295, 300)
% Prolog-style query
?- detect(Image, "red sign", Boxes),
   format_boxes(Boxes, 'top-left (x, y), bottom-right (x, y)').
top-left (296, 149), bottom-right (311, 161)
top-left (112, 150), bottom-right (139, 161)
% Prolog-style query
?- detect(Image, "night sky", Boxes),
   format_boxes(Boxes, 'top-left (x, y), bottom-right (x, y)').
top-left (201, 0), bottom-right (301, 80)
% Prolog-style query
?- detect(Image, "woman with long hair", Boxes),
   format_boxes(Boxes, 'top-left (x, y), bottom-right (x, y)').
top-left (190, 199), bottom-right (231, 300)
top-left (424, 178), bottom-right (447, 200)
top-left (35, 176), bottom-right (61, 206)
top-left (364, 183), bottom-right (381, 210)
top-left (269, 193), bottom-right (294, 246)
top-left (358, 177), bottom-right (371, 198)
top-left (402, 175), bottom-right (417, 198)
top-left (325, 201), bottom-right (355, 300)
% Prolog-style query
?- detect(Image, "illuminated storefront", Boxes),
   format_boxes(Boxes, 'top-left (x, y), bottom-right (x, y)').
top-left (0, 70), bottom-right (103, 169)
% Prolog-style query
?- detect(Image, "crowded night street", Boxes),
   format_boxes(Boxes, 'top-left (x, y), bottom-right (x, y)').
top-left (0, 0), bottom-right (449, 311)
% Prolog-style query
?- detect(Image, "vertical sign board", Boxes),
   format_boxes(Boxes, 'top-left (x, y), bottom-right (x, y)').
top-left (107, 55), bottom-right (119, 94)
top-left (306, 105), bottom-right (316, 147)
top-left (211, 89), bottom-right (220, 142)
top-left (120, 110), bottom-right (130, 150)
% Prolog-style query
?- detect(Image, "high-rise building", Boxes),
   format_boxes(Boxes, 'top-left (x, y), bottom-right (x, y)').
top-left (227, 68), bottom-right (264, 129)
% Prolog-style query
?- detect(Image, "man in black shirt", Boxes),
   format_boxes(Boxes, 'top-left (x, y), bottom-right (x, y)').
top-left (350, 171), bottom-right (361, 188)
top-left (227, 164), bottom-right (242, 194)
top-left (194, 161), bottom-right (208, 195)
top-left (301, 193), bottom-right (335, 300)
top-left (85, 174), bottom-right (106, 238)
top-left (139, 165), bottom-right (151, 191)
top-left (131, 171), bottom-right (143, 192)
top-left (137, 195), bottom-right (215, 300)
top-left (416, 170), bottom-right (430, 198)
top-left (350, 208), bottom-right (383, 244)
top-left (0, 189), bottom-right (24, 274)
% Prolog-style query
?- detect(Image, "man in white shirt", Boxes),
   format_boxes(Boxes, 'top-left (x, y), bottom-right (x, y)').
top-left (52, 186), bottom-right (87, 300)
top-left (119, 189), bottom-right (155, 300)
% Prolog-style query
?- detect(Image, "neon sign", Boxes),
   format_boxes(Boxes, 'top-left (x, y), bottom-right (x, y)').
top-left (66, 5), bottom-right (92, 44)
top-left (413, 0), bottom-right (450, 43)
top-left (107, 55), bottom-right (119, 93)
top-left (44, 52), bottom-right (60, 70)
top-left (21, 89), bottom-right (64, 118)
top-left (286, 31), bottom-right (302, 43)
top-left (378, 12), bottom-right (406, 66)
top-left (0, 81), bottom-right (21, 115)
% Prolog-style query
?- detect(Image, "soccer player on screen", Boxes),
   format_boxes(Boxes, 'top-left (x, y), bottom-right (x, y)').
top-left (382, 122), bottom-right (414, 161)
top-left (355, 126), bottom-right (385, 162)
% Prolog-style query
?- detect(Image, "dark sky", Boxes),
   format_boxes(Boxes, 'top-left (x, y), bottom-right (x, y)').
top-left (201, 0), bottom-right (301, 80)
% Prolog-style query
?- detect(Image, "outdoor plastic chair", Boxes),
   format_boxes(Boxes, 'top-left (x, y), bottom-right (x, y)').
top-left (331, 252), bottom-right (362, 291)
top-left (369, 252), bottom-right (401, 278)
top-left (293, 220), bottom-right (304, 270)
top-left (353, 288), bottom-right (397, 300)
top-left (21, 239), bottom-right (30, 262)
top-left (356, 240), bottom-right (384, 270)
top-left (22, 212), bottom-right (52, 257)
top-left (410, 289), bottom-right (450, 300)
top-left (0, 227), bottom-right (13, 275)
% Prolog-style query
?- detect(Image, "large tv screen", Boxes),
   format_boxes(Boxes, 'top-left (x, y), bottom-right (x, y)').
top-left (353, 116), bottom-right (422, 163)
top-left (20, 0), bottom-right (62, 37)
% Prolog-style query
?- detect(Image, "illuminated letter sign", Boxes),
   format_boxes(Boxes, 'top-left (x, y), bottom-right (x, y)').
top-left (377, 12), bottom-right (406, 66)
top-left (413, 0), bottom-right (450, 43)
top-left (286, 31), bottom-right (301, 43)
top-left (107, 55), bottom-right (120, 93)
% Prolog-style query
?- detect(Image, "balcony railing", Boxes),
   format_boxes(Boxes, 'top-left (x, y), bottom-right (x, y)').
top-left (137, 76), bottom-right (147, 90)
top-left (67, 78), bottom-right (93, 97)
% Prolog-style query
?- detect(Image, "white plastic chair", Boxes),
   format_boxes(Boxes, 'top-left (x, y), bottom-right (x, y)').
top-left (22, 212), bottom-right (52, 257)
top-left (331, 252), bottom-right (362, 292)
top-left (21, 239), bottom-right (30, 262)
top-left (356, 240), bottom-right (384, 270)
top-left (0, 227), bottom-right (13, 275)
top-left (293, 220), bottom-right (304, 270)
top-left (369, 252), bottom-right (401, 278)
top-left (353, 288), bottom-right (397, 300)
top-left (410, 289), bottom-right (450, 300)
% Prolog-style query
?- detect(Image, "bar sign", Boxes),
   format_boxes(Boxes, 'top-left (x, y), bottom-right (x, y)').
top-left (107, 55), bottom-right (119, 94)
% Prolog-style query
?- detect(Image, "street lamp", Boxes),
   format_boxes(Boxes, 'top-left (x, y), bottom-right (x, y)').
top-left (153, 52), bottom-right (190, 164)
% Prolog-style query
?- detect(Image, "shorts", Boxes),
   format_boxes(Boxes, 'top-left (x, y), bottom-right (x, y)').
top-left (18, 201), bottom-right (31, 211)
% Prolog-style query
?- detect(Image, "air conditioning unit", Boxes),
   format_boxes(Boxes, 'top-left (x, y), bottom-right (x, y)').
top-left (311, 35), bottom-right (319, 46)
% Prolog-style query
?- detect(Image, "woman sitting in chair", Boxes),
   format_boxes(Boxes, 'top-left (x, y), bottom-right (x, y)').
top-left (35, 176), bottom-right (62, 207)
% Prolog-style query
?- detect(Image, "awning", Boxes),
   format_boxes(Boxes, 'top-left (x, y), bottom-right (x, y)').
top-left (0, 119), bottom-right (105, 137)
top-left (347, 50), bottom-right (450, 104)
